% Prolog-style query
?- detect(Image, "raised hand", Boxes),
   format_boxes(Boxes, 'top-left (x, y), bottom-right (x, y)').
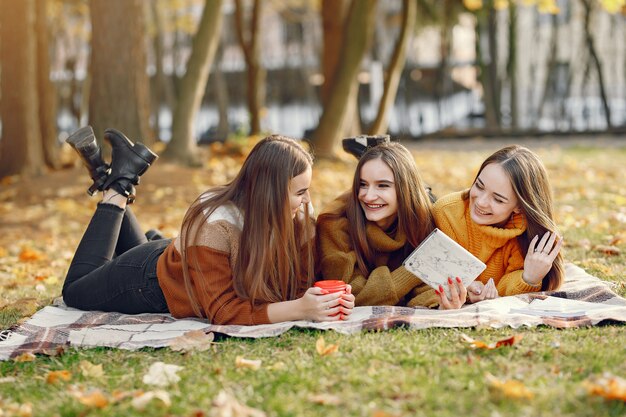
top-left (523, 231), bottom-right (563, 287)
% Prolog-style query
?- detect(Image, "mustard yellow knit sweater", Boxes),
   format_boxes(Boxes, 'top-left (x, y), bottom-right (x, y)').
top-left (316, 197), bottom-right (437, 307)
top-left (432, 191), bottom-right (540, 296)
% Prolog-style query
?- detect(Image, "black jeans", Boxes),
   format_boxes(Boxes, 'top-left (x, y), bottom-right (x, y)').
top-left (63, 203), bottom-right (171, 314)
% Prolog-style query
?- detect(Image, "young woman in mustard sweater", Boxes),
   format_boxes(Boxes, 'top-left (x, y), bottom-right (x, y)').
top-left (316, 142), bottom-right (441, 308)
top-left (62, 131), bottom-right (355, 325)
top-left (433, 145), bottom-right (564, 309)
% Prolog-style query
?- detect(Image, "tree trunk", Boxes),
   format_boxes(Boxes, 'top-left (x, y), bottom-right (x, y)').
top-left (163, 0), bottom-right (223, 165)
top-left (506, 2), bottom-right (518, 129)
top-left (581, 0), bottom-right (612, 130)
top-left (312, 0), bottom-right (377, 158)
top-left (213, 42), bottom-right (230, 140)
top-left (0, 0), bottom-right (45, 178)
top-left (89, 0), bottom-right (152, 146)
top-left (475, 5), bottom-right (499, 130)
top-left (369, 0), bottom-right (415, 135)
top-left (35, 0), bottom-right (60, 169)
top-left (321, 0), bottom-right (351, 105)
top-left (234, 0), bottom-right (265, 135)
top-left (537, 14), bottom-right (558, 129)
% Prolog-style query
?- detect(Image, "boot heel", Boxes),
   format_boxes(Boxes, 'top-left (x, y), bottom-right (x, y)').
top-left (132, 142), bottom-right (159, 165)
top-left (66, 126), bottom-right (96, 148)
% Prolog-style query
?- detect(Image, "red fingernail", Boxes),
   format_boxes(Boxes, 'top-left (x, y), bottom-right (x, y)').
top-left (434, 289), bottom-right (440, 295)
top-left (439, 285), bottom-right (444, 292)
top-left (448, 277), bottom-right (453, 284)
top-left (456, 277), bottom-right (462, 283)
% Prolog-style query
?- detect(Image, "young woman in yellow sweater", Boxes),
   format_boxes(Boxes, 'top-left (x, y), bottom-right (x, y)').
top-left (316, 142), bottom-right (441, 307)
top-left (433, 145), bottom-right (564, 309)
top-left (63, 131), bottom-right (354, 325)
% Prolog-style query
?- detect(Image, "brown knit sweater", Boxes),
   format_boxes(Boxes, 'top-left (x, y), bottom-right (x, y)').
top-left (157, 202), bottom-right (311, 325)
top-left (432, 191), bottom-right (539, 295)
top-left (316, 196), bottom-right (436, 307)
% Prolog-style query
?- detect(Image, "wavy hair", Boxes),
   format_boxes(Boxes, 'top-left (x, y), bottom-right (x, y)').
top-left (463, 145), bottom-right (564, 290)
top-left (179, 135), bottom-right (314, 318)
top-left (323, 142), bottom-right (435, 275)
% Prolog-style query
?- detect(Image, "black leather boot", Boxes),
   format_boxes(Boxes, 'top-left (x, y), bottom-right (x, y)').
top-left (101, 128), bottom-right (158, 204)
top-left (342, 135), bottom-right (391, 159)
top-left (66, 126), bottom-right (110, 196)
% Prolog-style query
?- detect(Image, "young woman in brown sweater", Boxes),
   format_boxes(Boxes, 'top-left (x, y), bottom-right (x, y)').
top-left (316, 142), bottom-right (444, 308)
top-left (62, 130), bottom-right (354, 325)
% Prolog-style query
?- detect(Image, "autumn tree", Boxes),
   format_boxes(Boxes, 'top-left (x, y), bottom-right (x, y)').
top-left (88, 0), bottom-right (152, 145)
top-left (0, 0), bottom-right (46, 177)
top-left (311, 0), bottom-right (377, 158)
top-left (234, 0), bottom-right (265, 135)
top-left (369, 0), bottom-right (416, 135)
top-left (163, 0), bottom-right (224, 165)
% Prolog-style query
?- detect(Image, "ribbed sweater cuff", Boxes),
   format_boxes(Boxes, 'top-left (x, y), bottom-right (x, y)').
top-left (391, 266), bottom-right (425, 298)
top-left (251, 304), bottom-right (271, 325)
top-left (510, 270), bottom-right (541, 293)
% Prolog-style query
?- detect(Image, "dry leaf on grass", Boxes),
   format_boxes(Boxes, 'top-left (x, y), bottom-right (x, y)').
top-left (169, 330), bottom-right (214, 352)
top-left (131, 390), bottom-right (172, 411)
top-left (0, 397), bottom-right (33, 417)
top-left (585, 373), bottom-right (626, 401)
top-left (69, 388), bottom-right (109, 409)
top-left (79, 360), bottom-right (104, 378)
top-left (461, 333), bottom-right (523, 350)
top-left (46, 370), bottom-right (72, 384)
top-left (316, 336), bottom-right (339, 356)
top-left (235, 356), bottom-right (262, 370)
top-left (594, 245), bottom-right (621, 256)
top-left (308, 393), bottom-right (342, 406)
top-left (485, 373), bottom-right (533, 400)
top-left (211, 390), bottom-right (266, 417)
top-left (18, 247), bottom-right (46, 262)
top-left (142, 362), bottom-right (182, 387)
top-left (13, 352), bottom-right (36, 363)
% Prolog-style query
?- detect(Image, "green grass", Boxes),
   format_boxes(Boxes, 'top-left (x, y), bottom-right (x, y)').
top-left (1, 327), bottom-right (626, 416)
top-left (1, 141), bottom-right (625, 416)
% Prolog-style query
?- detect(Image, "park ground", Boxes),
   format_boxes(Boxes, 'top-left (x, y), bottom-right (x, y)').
top-left (0, 135), bottom-right (625, 416)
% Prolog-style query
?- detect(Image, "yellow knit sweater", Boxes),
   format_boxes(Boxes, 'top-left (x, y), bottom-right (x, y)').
top-left (316, 196), bottom-right (436, 307)
top-left (432, 191), bottom-right (540, 296)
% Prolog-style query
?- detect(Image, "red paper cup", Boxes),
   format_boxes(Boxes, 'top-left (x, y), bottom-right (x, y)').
top-left (314, 280), bottom-right (347, 320)
top-left (314, 280), bottom-right (347, 294)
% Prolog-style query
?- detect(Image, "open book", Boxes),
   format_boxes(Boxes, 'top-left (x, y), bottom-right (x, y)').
top-left (403, 228), bottom-right (486, 298)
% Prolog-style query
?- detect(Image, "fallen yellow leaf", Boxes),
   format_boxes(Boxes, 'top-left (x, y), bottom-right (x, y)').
top-left (235, 356), bottom-right (262, 370)
top-left (79, 360), bottom-right (104, 378)
top-left (46, 370), bottom-right (72, 384)
top-left (485, 373), bottom-right (533, 400)
top-left (18, 248), bottom-right (45, 262)
top-left (13, 352), bottom-right (36, 363)
top-left (585, 373), bottom-right (626, 401)
top-left (131, 390), bottom-right (171, 411)
top-left (169, 330), bottom-right (214, 352)
top-left (316, 336), bottom-right (339, 356)
top-left (461, 333), bottom-right (523, 350)
top-left (74, 389), bottom-right (109, 409)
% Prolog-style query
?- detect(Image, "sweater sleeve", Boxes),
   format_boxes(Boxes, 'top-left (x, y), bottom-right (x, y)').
top-left (316, 214), bottom-right (423, 306)
top-left (495, 242), bottom-right (539, 295)
top-left (157, 239), bottom-right (271, 326)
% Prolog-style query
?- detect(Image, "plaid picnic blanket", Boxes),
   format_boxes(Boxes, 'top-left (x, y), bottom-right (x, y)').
top-left (1, 263), bottom-right (625, 360)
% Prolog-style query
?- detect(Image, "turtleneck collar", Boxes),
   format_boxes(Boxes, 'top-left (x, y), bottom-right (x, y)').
top-left (365, 221), bottom-right (407, 252)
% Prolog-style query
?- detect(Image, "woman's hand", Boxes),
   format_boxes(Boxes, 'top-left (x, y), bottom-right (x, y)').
top-left (466, 279), bottom-right (499, 303)
top-left (436, 277), bottom-right (467, 310)
top-left (524, 231), bottom-right (563, 286)
top-left (296, 287), bottom-right (350, 321)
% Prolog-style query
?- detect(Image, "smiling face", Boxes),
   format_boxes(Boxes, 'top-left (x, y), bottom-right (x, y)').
top-left (357, 158), bottom-right (398, 230)
top-left (469, 162), bottom-right (520, 227)
top-left (288, 166), bottom-right (312, 218)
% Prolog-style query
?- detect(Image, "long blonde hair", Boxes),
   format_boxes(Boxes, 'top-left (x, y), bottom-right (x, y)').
top-left (321, 142), bottom-right (435, 275)
top-left (180, 135), bottom-right (315, 318)
top-left (463, 145), bottom-right (564, 291)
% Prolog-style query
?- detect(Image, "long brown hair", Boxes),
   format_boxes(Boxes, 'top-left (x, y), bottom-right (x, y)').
top-left (180, 135), bottom-right (315, 318)
top-left (324, 142), bottom-right (434, 275)
top-left (463, 145), bottom-right (564, 291)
